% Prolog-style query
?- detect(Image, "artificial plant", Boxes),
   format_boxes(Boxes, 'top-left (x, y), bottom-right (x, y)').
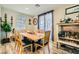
top-left (1, 13), bottom-right (11, 38)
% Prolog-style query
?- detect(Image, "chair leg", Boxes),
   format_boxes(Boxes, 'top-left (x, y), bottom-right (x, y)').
top-left (37, 50), bottom-right (40, 54)
top-left (43, 48), bottom-right (45, 54)
top-left (35, 44), bottom-right (41, 54)
top-left (31, 44), bottom-right (33, 54)
top-left (48, 43), bottom-right (50, 54)
top-left (35, 44), bottom-right (37, 52)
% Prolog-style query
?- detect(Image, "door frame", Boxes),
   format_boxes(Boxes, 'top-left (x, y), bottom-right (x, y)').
top-left (38, 10), bottom-right (54, 41)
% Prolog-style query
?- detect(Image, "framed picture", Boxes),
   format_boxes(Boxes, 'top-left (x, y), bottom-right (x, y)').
top-left (33, 18), bottom-right (37, 25)
top-left (65, 5), bottom-right (79, 15)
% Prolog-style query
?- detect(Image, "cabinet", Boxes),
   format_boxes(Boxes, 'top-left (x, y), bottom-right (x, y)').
top-left (57, 23), bottom-right (79, 54)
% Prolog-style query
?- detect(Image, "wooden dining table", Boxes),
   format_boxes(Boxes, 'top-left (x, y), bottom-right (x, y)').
top-left (20, 31), bottom-right (44, 52)
top-left (20, 32), bottom-right (44, 41)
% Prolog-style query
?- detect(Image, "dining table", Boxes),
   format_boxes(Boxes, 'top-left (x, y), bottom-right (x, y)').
top-left (20, 30), bottom-right (44, 52)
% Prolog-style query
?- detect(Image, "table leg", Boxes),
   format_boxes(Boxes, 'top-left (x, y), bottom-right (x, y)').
top-left (30, 40), bottom-right (35, 53)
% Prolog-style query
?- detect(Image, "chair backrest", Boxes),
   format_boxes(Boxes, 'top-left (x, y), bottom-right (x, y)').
top-left (44, 31), bottom-right (50, 42)
top-left (13, 31), bottom-right (24, 54)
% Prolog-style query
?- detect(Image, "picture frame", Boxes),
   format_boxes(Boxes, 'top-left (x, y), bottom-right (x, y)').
top-left (65, 5), bottom-right (79, 15)
top-left (33, 18), bottom-right (37, 25)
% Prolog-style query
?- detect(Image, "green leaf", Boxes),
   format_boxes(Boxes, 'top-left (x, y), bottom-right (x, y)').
top-left (1, 22), bottom-right (11, 32)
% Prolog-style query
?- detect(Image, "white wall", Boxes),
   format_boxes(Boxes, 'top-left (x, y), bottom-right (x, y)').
top-left (0, 6), bottom-right (1, 17)
top-left (0, 6), bottom-right (1, 41)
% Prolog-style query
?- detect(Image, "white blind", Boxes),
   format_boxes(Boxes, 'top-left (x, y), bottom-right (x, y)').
top-left (16, 15), bottom-right (26, 30)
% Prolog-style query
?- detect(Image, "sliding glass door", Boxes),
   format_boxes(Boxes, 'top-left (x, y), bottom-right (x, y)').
top-left (38, 11), bottom-right (54, 41)
top-left (38, 15), bottom-right (45, 30)
top-left (45, 12), bottom-right (53, 40)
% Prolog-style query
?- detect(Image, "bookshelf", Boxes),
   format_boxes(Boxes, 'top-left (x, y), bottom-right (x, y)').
top-left (57, 23), bottom-right (79, 53)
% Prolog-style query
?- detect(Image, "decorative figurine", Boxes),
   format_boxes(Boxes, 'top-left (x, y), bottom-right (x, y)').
top-left (74, 14), bottom-right (79, 23)
top-left (29, 19), bottom-right (31, 25)
top-left (58, 31), bottom-right (65, 37)
top-left (11, 16), bottom-right (13, 26)
top-left (62, 18), bottom-right (72, 23)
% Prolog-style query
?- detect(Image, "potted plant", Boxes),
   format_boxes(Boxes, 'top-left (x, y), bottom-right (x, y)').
top-left (1, 13), bottom-right (11, 38)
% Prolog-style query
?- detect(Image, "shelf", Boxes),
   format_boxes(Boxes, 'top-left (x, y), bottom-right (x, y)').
top-left (58, 22), bottom-right (79, 50)
top-left (62, 29), bottom-right (79, 32)
top-left (57, 23), bottom-right (79, 26)
top-left (58, 40), bottom-right (79, 48)
top-left (59, 37), bottom-right (79, 42)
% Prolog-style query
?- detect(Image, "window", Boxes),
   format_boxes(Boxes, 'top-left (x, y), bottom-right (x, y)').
top-left (16, 15), bottom-right (26, 30)
top-left (38, 15), bottom-right (45, 30)
top-left (38, 10), bottom-right (54, 41)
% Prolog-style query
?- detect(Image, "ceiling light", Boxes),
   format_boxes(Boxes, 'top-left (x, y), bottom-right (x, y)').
top-left (35, 4), bottom-right (40, 7)
top-left (25, 8), bottom-right (29, 10)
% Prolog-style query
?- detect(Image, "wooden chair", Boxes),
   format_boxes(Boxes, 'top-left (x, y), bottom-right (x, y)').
top-left (14, 31), bottom-right (32, 54)
top-left (35, 31), bottom-right (50, 54)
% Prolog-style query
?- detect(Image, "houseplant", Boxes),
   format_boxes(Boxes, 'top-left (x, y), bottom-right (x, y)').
top-left (1, 22), bottom-right (11, 38)
top-left (1, 13), bottom-right (11, 38)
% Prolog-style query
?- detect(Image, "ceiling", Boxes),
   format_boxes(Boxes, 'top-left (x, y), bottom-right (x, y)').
top-left (1, 4), bottom-right (67, 16)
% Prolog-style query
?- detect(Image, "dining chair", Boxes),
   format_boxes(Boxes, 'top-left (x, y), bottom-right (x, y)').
top-left (14, 31), bottom-right (33, 54)
top-left (35, 31), bottom-right (50, 54)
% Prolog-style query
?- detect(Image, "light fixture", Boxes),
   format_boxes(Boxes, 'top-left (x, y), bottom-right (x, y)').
top-left (35, 4), bottom-right (40, 7)
top-left (25, 8), bottom-right (29, 10)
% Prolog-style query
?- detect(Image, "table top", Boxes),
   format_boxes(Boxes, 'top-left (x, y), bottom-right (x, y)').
top-left (20, 31), bottom-right (44, 41)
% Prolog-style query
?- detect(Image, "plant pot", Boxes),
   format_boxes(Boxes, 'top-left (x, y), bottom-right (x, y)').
top-left (1, 38), bottom-right (10, 45)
